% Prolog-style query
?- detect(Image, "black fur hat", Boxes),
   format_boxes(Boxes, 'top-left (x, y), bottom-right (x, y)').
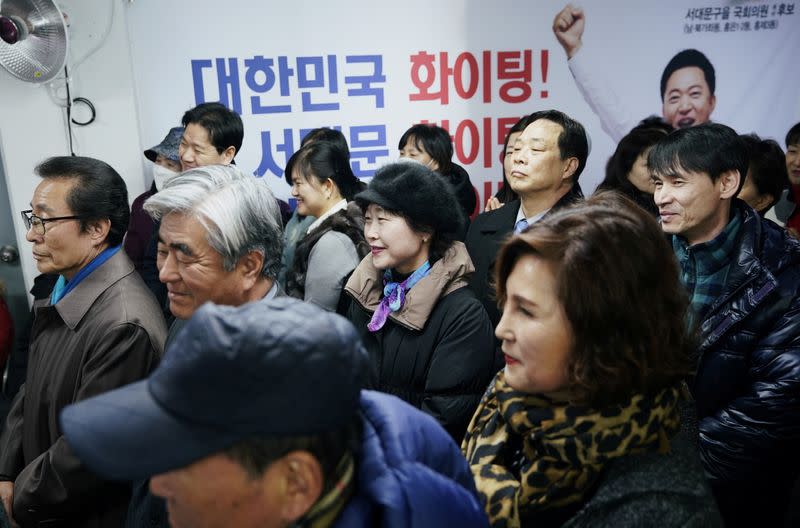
top-left (355, 161), bottom-right (465, 237)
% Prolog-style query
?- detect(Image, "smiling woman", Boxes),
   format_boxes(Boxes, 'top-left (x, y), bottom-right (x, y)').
top-left (344, 161), bottom-right (496, 442)
top-left (462, 192), bottom-right (721, 527)
top-left (285, 141), bottom-right (369, 312)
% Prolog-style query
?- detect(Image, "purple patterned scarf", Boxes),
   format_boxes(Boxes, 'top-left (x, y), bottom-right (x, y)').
top-left (367, 261), bottom-right (431, 332)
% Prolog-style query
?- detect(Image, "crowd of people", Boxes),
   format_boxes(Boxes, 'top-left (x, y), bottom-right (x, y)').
top-left (0, 24), bottom-right (799, 528)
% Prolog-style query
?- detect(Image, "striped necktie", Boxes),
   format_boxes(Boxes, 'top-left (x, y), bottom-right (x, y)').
top-left (514, 218), bottom-right (529, 234)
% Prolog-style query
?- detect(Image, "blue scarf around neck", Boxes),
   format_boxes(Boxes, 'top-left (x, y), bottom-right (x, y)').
top-left (50, 246), bottom-right (121, 305)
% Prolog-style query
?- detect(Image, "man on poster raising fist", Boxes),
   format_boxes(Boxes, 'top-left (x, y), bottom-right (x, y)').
top-left (553, 3), bottom-right (717, 141)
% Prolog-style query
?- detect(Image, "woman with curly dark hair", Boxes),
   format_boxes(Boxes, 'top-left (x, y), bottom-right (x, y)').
top-left (462, 192), bottom-right (721, 527)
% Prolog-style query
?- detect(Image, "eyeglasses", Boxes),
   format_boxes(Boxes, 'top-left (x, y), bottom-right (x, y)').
top-left (20, 209), bottom-right (84, 235)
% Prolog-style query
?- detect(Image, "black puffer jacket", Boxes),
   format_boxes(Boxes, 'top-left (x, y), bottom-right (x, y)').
top-left (344, 242), bottom-right (498, 442)
top-left (691, 202), bottom-right (800, 527)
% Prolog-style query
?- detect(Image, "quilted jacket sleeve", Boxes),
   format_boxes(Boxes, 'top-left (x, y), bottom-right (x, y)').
top-left (344, 391), bottom-right (489, 528)
top-left (697, 296), bottom-right (800, 484)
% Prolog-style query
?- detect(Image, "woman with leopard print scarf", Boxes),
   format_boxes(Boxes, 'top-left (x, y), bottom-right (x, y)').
top-left (462, 193), bottom-right (722, 527)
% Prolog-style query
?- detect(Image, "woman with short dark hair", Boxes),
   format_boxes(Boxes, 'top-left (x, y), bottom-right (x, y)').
top-left (344, 161), bottom-right (497, 442)
top-left (737, 133), bottom-right (789, 215)
top-left (398, 123), bottom-right (477, 222)
top-left (463, 192), bottom-right (721, 527)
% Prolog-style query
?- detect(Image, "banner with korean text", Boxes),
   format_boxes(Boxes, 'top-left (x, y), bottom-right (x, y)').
top-left (127, 0), bottom-right (800, 214)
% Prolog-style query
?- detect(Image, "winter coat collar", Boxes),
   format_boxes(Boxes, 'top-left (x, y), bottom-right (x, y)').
top-left (476, 199), bottom-right (520, 234)
top-left (672, 207), bottom-right (742, 276)
top-left (345, 242), bottom-right (474, 331)
top-left (307, 199), bottom-right (349, 234)
top-left (36, 250), bottom-right (135, 331)
top-left (696, 201), bottom-right (800, 352)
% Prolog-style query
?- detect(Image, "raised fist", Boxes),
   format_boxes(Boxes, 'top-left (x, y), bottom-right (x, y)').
top-left (552, 4), bottom-right (586, 59)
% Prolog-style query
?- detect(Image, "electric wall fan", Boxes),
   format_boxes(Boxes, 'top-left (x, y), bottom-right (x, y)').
top-left (0, 0), bottom-right (67, 83)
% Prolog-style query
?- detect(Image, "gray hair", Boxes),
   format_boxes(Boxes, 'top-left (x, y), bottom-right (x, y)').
top-left (144, 164), bottom-right (283, 279)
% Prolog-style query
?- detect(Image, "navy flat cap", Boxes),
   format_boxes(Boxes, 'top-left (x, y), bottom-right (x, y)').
top-left (60, 297), bottom-right (368, 481)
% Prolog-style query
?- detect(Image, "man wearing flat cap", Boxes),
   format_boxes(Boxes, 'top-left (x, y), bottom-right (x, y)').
top-left (60, 298), bottom-right (489, 528)
top-left (125, 126), bottom-right (184, 316)
top-left (124, 126), bottom-right (184, 275)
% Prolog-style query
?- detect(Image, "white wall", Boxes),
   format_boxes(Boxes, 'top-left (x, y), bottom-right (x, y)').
top-left (0, 0), bottom-right (143, 299)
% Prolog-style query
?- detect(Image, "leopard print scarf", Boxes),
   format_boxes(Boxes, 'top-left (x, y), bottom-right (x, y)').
top-left (461, 371), bottom-right (681, 528)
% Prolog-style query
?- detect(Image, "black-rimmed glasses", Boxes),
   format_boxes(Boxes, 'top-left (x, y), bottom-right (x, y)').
top-left (20, 209), bottom-right (84, 235)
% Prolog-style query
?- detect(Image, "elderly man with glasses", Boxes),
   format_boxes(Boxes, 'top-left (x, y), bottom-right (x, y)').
top-left (0, 156), bottom-right (166, 528)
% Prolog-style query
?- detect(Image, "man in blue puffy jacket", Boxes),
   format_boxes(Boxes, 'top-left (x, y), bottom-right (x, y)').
top-left (59, 297), bottom-right (488, 528)
top-left (649, 123), bottom-right (800, 527)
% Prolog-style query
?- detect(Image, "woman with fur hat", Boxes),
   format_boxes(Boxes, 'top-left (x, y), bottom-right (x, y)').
top-left (344, 161), bottom-right (498, 442)
top-left (286, 141), bottom-right (369, 312)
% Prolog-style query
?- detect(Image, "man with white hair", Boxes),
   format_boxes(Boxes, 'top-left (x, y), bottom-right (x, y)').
top-left (127, 163), bottom-right (284, 527)
top-left (148, 164), bottom-right (283, 334)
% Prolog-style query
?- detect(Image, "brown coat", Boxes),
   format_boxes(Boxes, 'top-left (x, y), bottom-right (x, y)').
top-left (0, 250), bottom-right (166, 527)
